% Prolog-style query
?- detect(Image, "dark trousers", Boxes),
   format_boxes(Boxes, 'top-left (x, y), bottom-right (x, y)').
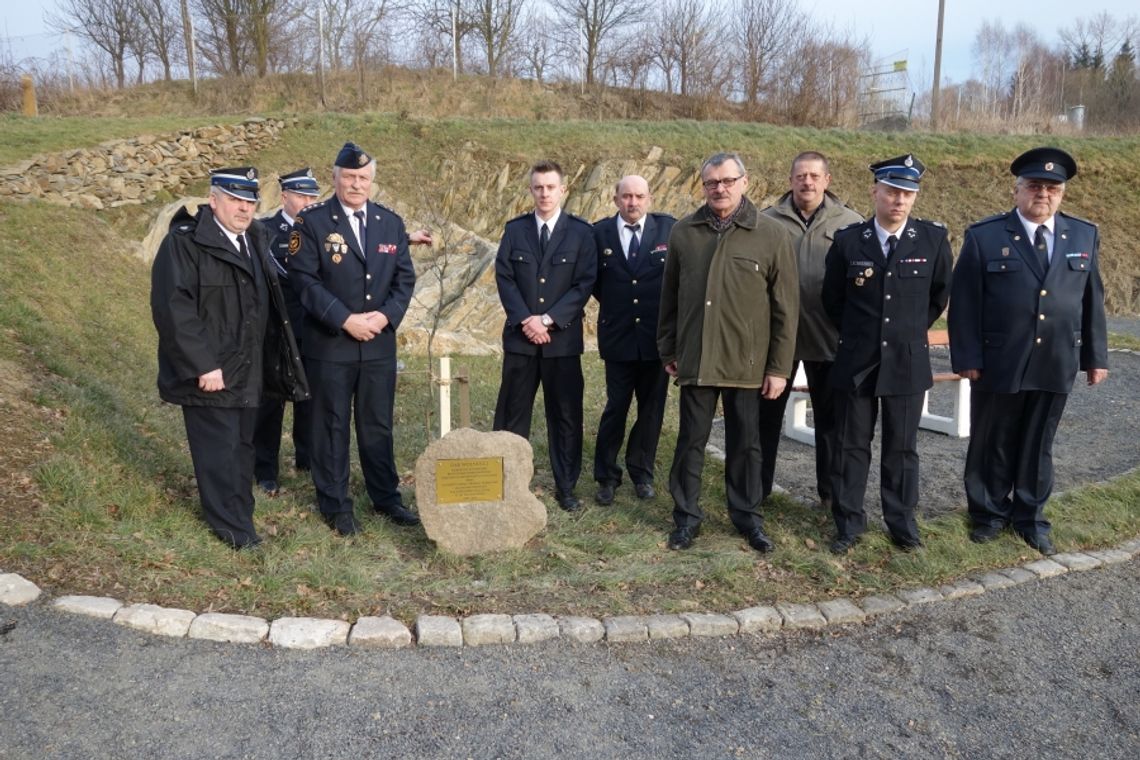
top-left (965, 389), bottom-right (1068, 537)
top-left (493, 352), bottom-right (584, 495)
top-left (831, 390), bottom-right (924, 542)
top-left (305, 356), bottom-right (402, 516)
top-left (668, 386), bottom-right (763, 534)
top-left (593, 359), bottom-right (669, 487)
top-left (757, 360), bottom-right (837, 502)
top-left (182, 404), bottom-right (259, 546)
top-left (253, 395), bottom-right (312, 481)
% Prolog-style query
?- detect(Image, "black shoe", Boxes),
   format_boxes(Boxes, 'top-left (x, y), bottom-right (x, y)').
top-left (258, 480), bottom-right (280, 496)
top-left (595, 483), bottom-right (615, 506)
top-left (818, 495), bottom-right (833, 512)
top-left (634, 483), bottom-right (656, 500)
top-left (829, 534), bottom-right (861, 554)
top-left (556, 492), bottom-right (582, 512)
top-left (374, 504), bottom-right (421, 526)
top-left (745, 527), bottom-right (775, 553)
top-left (969, 523), bottom-right (1005, 544)
top-left (323, 512), bottom-right (362, 536)
top-left (667, 525), bottom-right (700, 550)
top-left (295, 463), bottom-right (310, 473)
top-left (890, 533), bottom-right (924, 552)
top-left (235, 535), bottom-right (263, 551)
top-left (1020, 532), bottom-right (1056, 556)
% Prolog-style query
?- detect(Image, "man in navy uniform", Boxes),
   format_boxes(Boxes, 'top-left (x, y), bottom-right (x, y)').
top-left (290, 143), bottom-right (419, 536)
top-left (253, 168), bottom-right (320, 495)
top-left (821, 155), bottom-right (952, 553)
top-left (949, 147), bottom-right (1108, 555)
top-left (493, 160), bottom-right (598, 512)
top-left (591, 175), bottom-right (675, 506)
top-left (151, 167), bottom-right (308, 549)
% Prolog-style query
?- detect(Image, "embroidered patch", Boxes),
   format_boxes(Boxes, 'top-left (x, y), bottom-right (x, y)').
top-left (1065, 252), bottom-right (1090, 259)
top-left (288, 231), bottom-right (301, 255)
top-left (652, 244), bottom-right (668, 253)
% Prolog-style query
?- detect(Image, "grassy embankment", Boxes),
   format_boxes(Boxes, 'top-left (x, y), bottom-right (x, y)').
top-left (0, 113), bottom-right (1137, 624)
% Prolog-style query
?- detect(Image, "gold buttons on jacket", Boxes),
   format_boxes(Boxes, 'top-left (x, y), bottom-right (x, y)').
top-left (1040, 289), bottom-right (1047, 296)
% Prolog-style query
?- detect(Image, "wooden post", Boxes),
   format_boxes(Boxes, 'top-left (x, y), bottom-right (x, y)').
top-left (439, 356), bottom-right (452, 438)
top-left (20, 75), bottom-right (37, 117)
top-left (456, 366), bottom-right (471, 429)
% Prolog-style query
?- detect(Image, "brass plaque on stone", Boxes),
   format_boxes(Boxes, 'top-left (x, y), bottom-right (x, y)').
top-left (436, 457), bottom-right (504, 504)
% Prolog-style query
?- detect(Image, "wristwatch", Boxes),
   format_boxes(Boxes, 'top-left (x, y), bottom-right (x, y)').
top-left (540, 314), bottom-right (554, 327)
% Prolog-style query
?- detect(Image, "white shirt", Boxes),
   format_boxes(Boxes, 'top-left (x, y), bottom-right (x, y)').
top-left (341, 202), bottom-right (367, 249)
top-left (214, 219), bottom-right (246, 257)
top-left (617, 216), bottom-right (643, 259)
top-left (535, 208), bottom-right (562, 241)
top-left (1016, 209), bottom-right (1055, 262)
top-left (874, 217), bottom-right (909, 258)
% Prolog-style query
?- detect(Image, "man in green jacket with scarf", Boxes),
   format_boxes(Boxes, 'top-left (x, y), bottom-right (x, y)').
top-left (657, 152), bottom-right (799, 552)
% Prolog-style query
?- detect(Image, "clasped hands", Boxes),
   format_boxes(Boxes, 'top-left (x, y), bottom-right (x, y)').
top-left (521, 315), bottom-right (552, 345)
top-left (343, 311), bottom-right (390, 341)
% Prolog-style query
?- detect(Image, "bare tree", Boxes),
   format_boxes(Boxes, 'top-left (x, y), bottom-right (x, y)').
top-left (733, 0), bottom-right (801, 106)
top-left (552, 0), bottom-right (643, 85)
top-left (412, 0), bottom-right (476, 74)
top-left (468, 0), bottom-right (526, 78)
top-left (136, 0), bottom-right (183, 81)
top-left (348, 0), bottom-right (401, 100)
top-left (519, 7), bottom-right (557, 83)
top-left (48, 0), bottom-right (140, 88)
top-left (192, 0), bottom-right (245, 75)
top-left (245, 0), bottom-right (281, 77)
top-left (651, 0), bottom-right (722, 97)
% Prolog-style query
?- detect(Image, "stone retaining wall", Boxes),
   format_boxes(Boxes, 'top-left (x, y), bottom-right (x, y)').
top-left (0, 117), bottom-right (288, 210)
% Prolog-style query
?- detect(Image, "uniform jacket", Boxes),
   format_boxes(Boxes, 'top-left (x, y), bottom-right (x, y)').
top-left (495, 211), bottom-right (598, 357)
top-left (290, 197), bottom-right (416, 362)
top-left (657, 198), bottom-right (798, 388)
top-left (260, 209), bottom-right (305, 340)
top-left (761, 191), bottom-right (863, 363)
top-left (822, 216), bottom-right (952, 396)
top-left (150, 204), bottom-right (309, 407)
top-left (948, 208), bottom-right (1108, 394)
top-left (592, 211), bottom-right (676, 362)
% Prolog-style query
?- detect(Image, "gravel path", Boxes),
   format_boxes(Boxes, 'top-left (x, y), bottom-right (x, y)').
top-left (712, 344), bottom-right (1140, 521)
top-left (2, 558), bottom-right (1137, 759)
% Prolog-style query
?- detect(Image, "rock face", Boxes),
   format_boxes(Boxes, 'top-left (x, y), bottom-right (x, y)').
top-left (414, 428), bottom-right (546, 555)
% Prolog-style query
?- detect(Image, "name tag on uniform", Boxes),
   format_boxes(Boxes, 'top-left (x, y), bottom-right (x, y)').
top-left (900, 258), bottom-right (927, 264)
top-left (377, 243), bottom-right (398, 255)
top-left (1065, 252), bottom-right (1090, 259)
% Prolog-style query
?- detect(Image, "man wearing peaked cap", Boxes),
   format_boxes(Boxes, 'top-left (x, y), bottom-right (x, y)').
top-left (821, 153), bottom-right (952, 554)
top-left (150, 166), bottom-right (309, 549)
top-left (252, 168), bottom-right (322, 496)
top-left (289, 142), bottom-right (419, 536)
top-left (949, 147), bottom-right (1108, 556)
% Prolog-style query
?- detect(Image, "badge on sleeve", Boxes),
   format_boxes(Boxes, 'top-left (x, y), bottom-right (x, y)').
top-left (288, 231), bottom-right (301, 255)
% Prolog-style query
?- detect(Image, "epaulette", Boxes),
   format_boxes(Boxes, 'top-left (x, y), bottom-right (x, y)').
top-left (506, 212), bottom-right (532, 224)
top-left (295, 198), bottom-right (329, 225)
top-left (1058, 210), bottom-right (1098, 229)
top-left (174, 224), bottom-right (194, 234)
top-left (650, 211), bottom-right (678, 222)
top-left (967, 212), bottom-right (1008, 229)
top-left (373, 200), bottom-right (398, 216)
top-left (834, 220), bottom-right (864, 235)
top-left (915, 217), bottom-right (946, 229)
top-left (563, 211), bottom-right (592, 226)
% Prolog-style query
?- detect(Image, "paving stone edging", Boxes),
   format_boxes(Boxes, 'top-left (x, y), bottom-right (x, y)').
top-left (4, 538), bottom-right (1138, 650)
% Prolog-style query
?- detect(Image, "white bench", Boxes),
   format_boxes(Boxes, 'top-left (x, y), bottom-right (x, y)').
top-left (783, 329), bottom-right (971, 445)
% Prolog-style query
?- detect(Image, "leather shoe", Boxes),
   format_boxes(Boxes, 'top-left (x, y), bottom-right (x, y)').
top-left (556, 492), bottom-right (582, 512)
top-left (1020, 532), bottom-right (1056, 555)
top-left (969, 523), bottom-right (1005, 544)
top-left (634, 483), bottom-right (656, 500)
top-left (323, 512), bottom-right (362, 536)
top-left (595, 483), bottom-right (615, 506)
top-left (667, 524), bottom-right (700, 550)
top-left (829, 533), bottom-right (861, 554)
top-left (890, 533), bottom-right (924, 552)
top-left (745, 526), bottom-right (775, 553)
top-left (258, 480), bottom-right (280, 496)
top-left (374, 504), bottom-right (421, 527)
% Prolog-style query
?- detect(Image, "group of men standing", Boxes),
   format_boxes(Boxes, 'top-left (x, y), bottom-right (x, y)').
top-left (152, 141), bottom-right (1108, 559)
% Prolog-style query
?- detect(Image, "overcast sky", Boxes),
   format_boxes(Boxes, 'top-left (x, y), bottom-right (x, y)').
top-left (3, 0), bottom-right (1138, 87)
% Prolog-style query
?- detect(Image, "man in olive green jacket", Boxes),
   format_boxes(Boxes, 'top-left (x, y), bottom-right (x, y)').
top-left (759, 151), bottom-right (863, 510)
top-left (657, 152), bottom-right (798, 553)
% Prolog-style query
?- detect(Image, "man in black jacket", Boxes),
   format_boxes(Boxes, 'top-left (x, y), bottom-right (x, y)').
top-left (253, 168), bottom-right (320, 494)
top-left (493, 160), bottom-right (598, 511)
top-left (591, 175), bottom-right (675, 506)
top-left (151, 167), bottom-right (308, 549)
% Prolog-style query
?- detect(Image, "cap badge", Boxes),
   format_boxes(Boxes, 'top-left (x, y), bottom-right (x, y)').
top-left (246, 169), bottom-right (256, 180)
top-left (305, 168), bottom-right (314, 177)
top-left (358, 153), bottom-right (368, 167)
top-left (1045, 162), bottom-right (1054, 171)
top-left (904, 156), bottom-right (914, 167)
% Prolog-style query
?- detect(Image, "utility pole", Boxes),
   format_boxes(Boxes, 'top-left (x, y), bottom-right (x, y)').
top-left (452, 1), bottom-right (459, 82)
top-left (931, 0), bottom-right (946, 130)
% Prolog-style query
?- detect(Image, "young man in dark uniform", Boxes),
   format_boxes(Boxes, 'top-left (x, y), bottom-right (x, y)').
top-left (949, 147), bottom-right (1108, 555)
top-left (253, 168), bottom-right (320, 494)
top-left (290, 143), bottom-right (418, 536)
top-left (821, 155), bottom-right (952, 553)
top-left (151, 168), bottom-right (308, 549)
top-left (493, 160), bottom-right (598, 512)
top-left (591, 175), bottom-right (675, 506)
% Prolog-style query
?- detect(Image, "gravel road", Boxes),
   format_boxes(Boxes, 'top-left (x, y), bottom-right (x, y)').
top-left (2, 558), bottom-right (1138, 759)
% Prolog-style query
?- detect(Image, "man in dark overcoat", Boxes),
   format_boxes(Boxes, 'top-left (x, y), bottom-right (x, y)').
top-left (591, 174), bottom-right (675, 506)
top-left (493, 160), bottom-right (598, 512)
top-left (949, 147), bottom-right (1108, 555)
top-left (290, 143), bottom-right (418, 536)
top-left (151, 167), bottom-right (308, 549)
top-left (821, 155), bottom-right (952, 553)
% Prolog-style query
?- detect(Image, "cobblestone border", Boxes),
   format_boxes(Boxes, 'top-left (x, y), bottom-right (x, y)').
top-left (4, 539), bottom-right (1138, 650)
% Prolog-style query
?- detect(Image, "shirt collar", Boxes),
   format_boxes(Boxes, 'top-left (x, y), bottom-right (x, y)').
top-left (1016, 208), bottom-right (1054, 239)
top-left (536, 208), bottom-right (562, 234)
top-left (874, 217), bottom-right (908, 247)
top-left (214, 218), bottom-right (243, 251)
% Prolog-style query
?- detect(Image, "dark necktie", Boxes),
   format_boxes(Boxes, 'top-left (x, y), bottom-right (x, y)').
top-left (626, 224), bottom-right (640, 260)
top-left (1034, 225), bottom-right (1049, 271)
top-left (540, 223), bottom-right (550, 255)
top-left (886, 234), bottom-right (898, 259)
top-left (354, 210), bottom-right (366, 250)
top-left (237, 234), bottom-right (249, 258)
